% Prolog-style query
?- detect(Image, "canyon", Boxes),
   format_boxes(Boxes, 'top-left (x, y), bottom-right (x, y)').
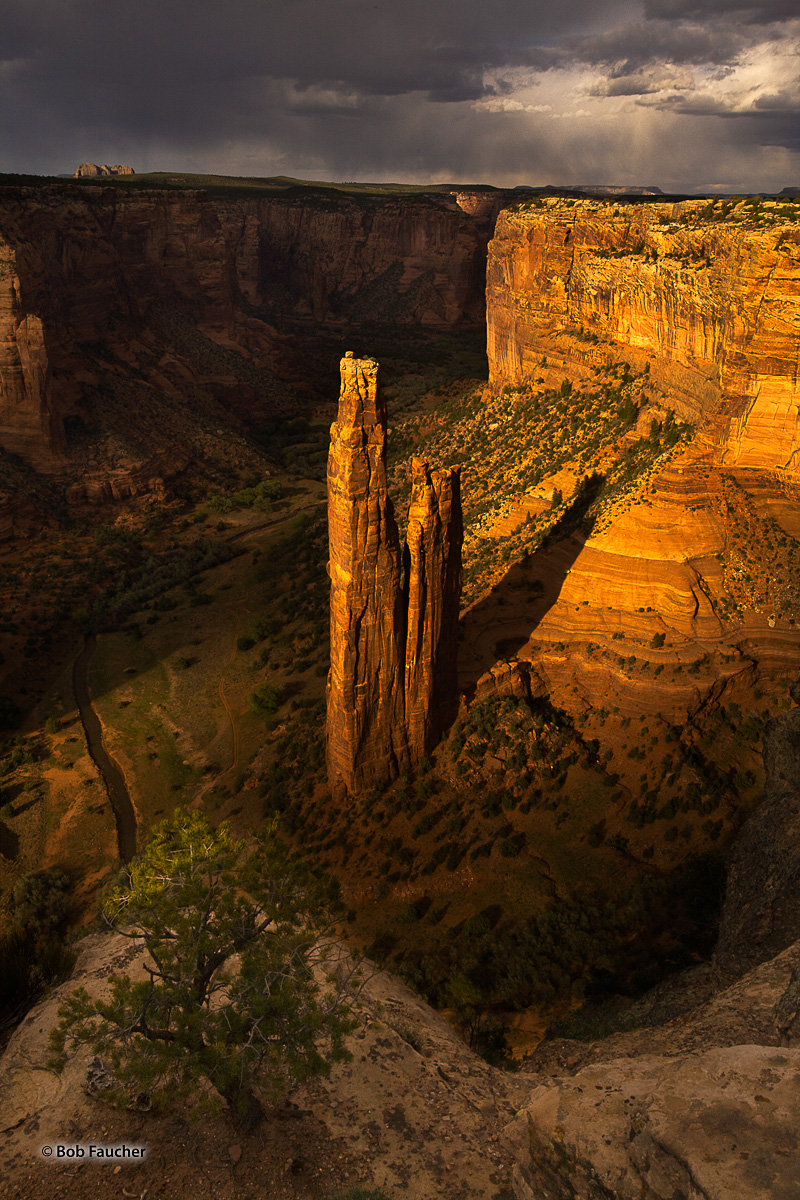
top-left (0, 176), bottom-right (799, 1196)
top-left (0, 178), bottom-right (798, 911)
top-left (1, 178), bottom-right (799, 942)
top-left (2, 670), bottom-right (800, 1199)
top-left (487, 195), bottom-right (800, 472)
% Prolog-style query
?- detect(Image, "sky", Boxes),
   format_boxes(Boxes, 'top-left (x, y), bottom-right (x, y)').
top-left (1, 0), bottom-right (798, 193)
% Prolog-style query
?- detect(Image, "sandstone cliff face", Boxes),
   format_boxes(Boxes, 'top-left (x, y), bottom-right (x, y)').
top-left (479, 198), bottom-right (800, 724)
top-left (714, 676), bottom-right (800, 983)
top-left (327, 356), bottom-right (462, 795)
top-left (0, 186), bottom-right (243, 469)
top-left (487, 198), bottom-right (800, 477)
top-left (0, 184), bottom-right (492, 474)
top-left (0, 241), bottom-right (59, 469)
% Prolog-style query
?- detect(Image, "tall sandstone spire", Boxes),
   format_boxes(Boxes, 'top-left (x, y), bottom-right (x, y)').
top-left (326, 353), bottom-right (462, 796)
top-left (404, 457), bottom-right (463, 760)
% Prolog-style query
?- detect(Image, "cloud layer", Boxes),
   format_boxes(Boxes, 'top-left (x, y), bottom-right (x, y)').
top-left (1, 0), bottom-right (797, 190)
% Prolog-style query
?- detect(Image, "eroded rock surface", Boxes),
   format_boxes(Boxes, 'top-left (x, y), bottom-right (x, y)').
top-left (327, 356), bottom-right (462, 794)
top-left (472, 197), bottom-right (800, 724)
top-left (0, 932), bottom-right (525, 1200)
top-left (73, 163), bottom-right (135, 177)
top-left (508, 1044), bottom-right (800, 1200)
top-left (487, 198), bottom-right (800, 476)
top-left (326, 354), bottom-right (409, 792)
top-left (404, 457), bottom-right (463, 760)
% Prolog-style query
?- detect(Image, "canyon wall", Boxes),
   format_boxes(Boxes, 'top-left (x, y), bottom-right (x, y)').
top-left (487, 198), bottom-right (800, 476)
top-left (0, 183), bottom-right (492, 472)
top-left (474, 197), bottom-right (800, 726)
top-left (0, 187), bottom-right (242, 471)
top-left (327, 355), bottom-right (461, 795)
top-left (233, 191), bottom-right (488, 328)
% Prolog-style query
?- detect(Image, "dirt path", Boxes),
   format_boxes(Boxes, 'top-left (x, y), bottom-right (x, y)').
top-left (72, 635), bottom-right (137, 862)
top-left (218, 614), bottom-right (241, 779)
top-left (223, 495), bottom-right (323, 545)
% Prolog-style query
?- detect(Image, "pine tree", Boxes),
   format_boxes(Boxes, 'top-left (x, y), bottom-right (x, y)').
top-left (49, 809), bottom-right (362, 1124)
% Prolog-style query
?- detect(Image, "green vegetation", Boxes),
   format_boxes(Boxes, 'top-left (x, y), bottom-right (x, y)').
top-left (0, 868), bottom-right (76, 1031)
top-left (0, 517), bottom-right (238, 657)
top-left (402, 851), bottom-right (725, 1034)
top-left (49, 809), bottom-right (361, 1122)
top-left (248, 680), bottom-right (282, 717)
top-left (388, 361), bottom-right (692, 606)
top-left (206, 478), bottom-right (282, 514)
top-left (715, 475), bottom-right (800, 621)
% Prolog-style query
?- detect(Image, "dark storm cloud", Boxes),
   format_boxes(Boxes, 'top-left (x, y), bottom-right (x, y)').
top-left (0, 0), bottom-right (633, 172)
top-left (644, 0), bottom-right (798, 21)
top-left (562, 21), bottom-right (753, 70)
top-left (0, 0), bottom-right (797, 190)
top-left (0, 0), bottom-right (616, 112)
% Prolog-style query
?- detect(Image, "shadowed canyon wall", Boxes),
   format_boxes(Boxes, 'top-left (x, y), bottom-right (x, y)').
top-left (327, 354), bottom-right (462, 795)
top-left (0, 184), bottom-right (494, 473)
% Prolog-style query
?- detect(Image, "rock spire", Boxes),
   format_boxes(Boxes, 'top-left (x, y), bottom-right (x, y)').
top-left (404, 457), bottom-right (463, 760)
top-left (326, 353), bottom-right (462, 796)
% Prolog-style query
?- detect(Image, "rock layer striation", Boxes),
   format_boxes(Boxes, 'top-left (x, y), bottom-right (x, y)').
top-left (327, 355), bottom-right (461, 795)
top-left (478, 196), bottom-right (800, 722)
top-left (487, 197), bottom-right (800, 476)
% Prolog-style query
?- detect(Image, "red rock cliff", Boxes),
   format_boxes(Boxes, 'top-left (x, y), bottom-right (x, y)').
top-left (327, 356), bottom-right (462, 795)
top-left (0, 186), bottom-right (241, 470)
top-left (487, 197), bottom-right (800, 478)
top-left (240, 192), bottom-right (488, 328)
top-left (480, 197), bottom-right (800, 723)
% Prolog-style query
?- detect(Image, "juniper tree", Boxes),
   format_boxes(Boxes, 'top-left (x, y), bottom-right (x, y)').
top-left (49, 809), bottom-right (361, 1123)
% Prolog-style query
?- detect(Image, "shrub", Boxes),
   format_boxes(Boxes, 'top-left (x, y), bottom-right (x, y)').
top-left (248, 681), bottom-right (282, 716)
top-left (0, 694), bottom-right (20, 731)
top-left (0, 867), bottom-right (75, 1028)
